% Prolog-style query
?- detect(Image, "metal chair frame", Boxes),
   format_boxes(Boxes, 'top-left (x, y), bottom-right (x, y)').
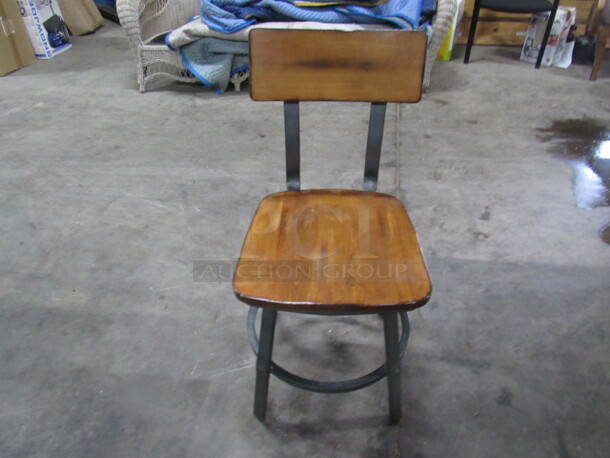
top-left (248, 101), bottom-right (409, 424)
top-left (464, 0), bottom-right (561, 68)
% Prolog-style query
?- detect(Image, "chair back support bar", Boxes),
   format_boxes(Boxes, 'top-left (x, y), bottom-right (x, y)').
top-left (249, 29), bottom-right (427, 103)
top-left (284, 102), bottom-right (301, 190)
top-left (364, 102), bottom-right (387, 191)
top-left (283, 100), bottom-right (387, 191)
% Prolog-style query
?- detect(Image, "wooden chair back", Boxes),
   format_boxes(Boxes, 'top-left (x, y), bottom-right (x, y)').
top-left (248, 29), bottom-right (427, 103)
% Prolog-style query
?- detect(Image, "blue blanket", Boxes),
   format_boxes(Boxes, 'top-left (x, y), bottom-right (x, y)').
top-left (202, 0), bottom-right (423, 32)
top-left (179, 38), bottom-right (249, 93)
top-left (175, 0), bottom-right (424, 93)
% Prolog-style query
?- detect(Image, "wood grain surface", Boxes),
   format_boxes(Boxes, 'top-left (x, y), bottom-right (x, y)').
top-left (233, 190), bottom-right (431, 312)
top-left (249, 29), bottom-right (427, 103)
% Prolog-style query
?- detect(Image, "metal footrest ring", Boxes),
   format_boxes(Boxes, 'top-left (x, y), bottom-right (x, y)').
top-left (247, 307), bottom-right (410, 394)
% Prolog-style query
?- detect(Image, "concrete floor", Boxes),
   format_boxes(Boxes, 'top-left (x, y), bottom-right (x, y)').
top-left (1, 21), bottom-right (609, 458)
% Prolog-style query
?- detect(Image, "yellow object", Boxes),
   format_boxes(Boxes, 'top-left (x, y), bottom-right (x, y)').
top-left (436, 22), bottom-right (456, 60)
top-left (437, 0), bottom-right (464, 61)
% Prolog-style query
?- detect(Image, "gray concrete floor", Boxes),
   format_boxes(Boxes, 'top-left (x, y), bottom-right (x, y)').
top-left (1, 21), bottom-right (609, 458)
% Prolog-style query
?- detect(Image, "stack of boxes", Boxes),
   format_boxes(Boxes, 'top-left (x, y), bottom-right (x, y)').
top-left (0, 0), bottom-right (36, 75)
top-left (0, 0), bottom-right (103, 76)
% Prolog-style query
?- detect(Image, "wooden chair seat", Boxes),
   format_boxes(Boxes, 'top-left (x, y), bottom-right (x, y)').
top-left (234, 189), bottom-right (431, 313)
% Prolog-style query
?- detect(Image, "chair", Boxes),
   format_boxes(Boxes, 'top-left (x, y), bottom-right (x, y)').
top-left (589, 0), bottom-right (610, 80)
top-left (464, 0), bottom-right (561, 68)
top-left (233, 29), bottom-right (431, 424)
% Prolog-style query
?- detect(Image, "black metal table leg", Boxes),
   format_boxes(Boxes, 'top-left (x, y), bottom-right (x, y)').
top-left (383, 312), bottom-right (402, 424)
top-left (254, 308), bottom-right (277, 421)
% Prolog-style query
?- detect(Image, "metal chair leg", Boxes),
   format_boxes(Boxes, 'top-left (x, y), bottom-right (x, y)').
top-left (536, 0), bottom-right (560, 68)
top-left (254, 308), bottom-right (277, 421)
top-left (383, 312), bottom-right (402, 424)
top-left (464, 0), bottom-right (482, 64)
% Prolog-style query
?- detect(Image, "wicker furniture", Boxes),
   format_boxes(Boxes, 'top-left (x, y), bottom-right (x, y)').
top-left (117, 0), bottom-right (457, 92)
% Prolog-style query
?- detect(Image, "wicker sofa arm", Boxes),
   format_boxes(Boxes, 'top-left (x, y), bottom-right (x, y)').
top-left (424, 0), bottom-right (458, 88)
top-left (117, 0), bottom-right (144, 51)
top-left (117, 0), bottom-right (200, 48)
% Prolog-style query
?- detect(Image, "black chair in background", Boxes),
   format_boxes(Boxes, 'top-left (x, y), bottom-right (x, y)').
top-left (464, 0), bottom-right (561, 68)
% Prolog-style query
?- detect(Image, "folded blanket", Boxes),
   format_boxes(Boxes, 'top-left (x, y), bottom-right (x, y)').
top-left (169, 0), bottom-right (424, 93)
top-left (167, 20), bottom-right (393, 49)
top-left (202, 0), bottom-right (422, 33)
top-left (178, 38), bottom-right (249, 93)
top-left (168, 21), bottom-right (397, 92)
top-left (293, 0), bottom-right (390, 7)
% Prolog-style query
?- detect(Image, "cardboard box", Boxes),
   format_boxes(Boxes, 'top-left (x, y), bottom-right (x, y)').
top-left (520, 7), bottom-right (577, 67)
top-left (20, 0), bottom-right (72, 59)
top-left (437, 0), bottom-right (464, 61)
top-left (0, 0), bottom-right (36, 75)
top-left (57, 0), bottom-right (103, 35)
